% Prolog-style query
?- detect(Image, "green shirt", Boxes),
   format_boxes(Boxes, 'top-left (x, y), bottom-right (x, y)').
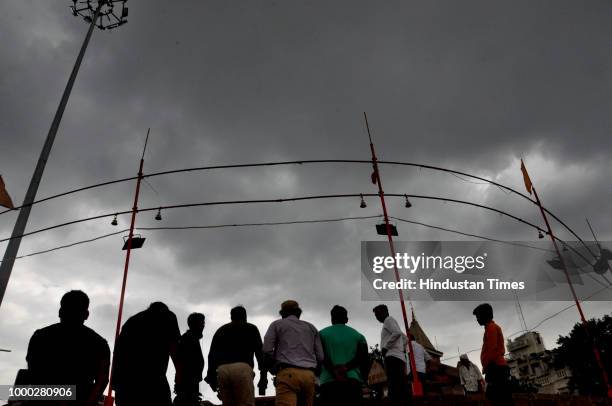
top-left (319, 324), bottom-right (367, 385)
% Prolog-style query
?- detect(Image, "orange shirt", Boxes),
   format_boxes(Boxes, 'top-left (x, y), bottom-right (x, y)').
top-left (480, 320), bottom-right (507, 370)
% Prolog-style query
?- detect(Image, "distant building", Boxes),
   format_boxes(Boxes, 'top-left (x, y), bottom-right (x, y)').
top-left (506, 331), bottom-right (573, 394)
top-left (409, 318), bottom-right (443, 360)
top-left (367, 317), bottom-right (463, 396)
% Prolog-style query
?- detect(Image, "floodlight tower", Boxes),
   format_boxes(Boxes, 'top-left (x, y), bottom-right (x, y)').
top-left (0, 0), bottom-right (128, 307)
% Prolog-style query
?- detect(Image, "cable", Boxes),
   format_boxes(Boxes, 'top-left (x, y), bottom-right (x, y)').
top-left (390, 216), bottom-right (552, 253)
top-left (0, 159), bottom-right (596, 260)
top-left (4, 212), bottom-right (608, 293)
top-left (0, 215), bottom-right (383, 262)
top-left (0, 213), bottom-right (552, 262)
top-left (0, 174), bottom-right (137, 216)
top-left (0, 193), bottom-right (550, 244)
top-left (2, 191), bottom-right (608, 287)
top-left (1, 229), bottom-right (129, 261)
top-left (136, 215), bottom-right (383, 230)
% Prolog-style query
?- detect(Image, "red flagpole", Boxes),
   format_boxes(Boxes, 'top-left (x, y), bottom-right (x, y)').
top-left (104, 130), bottom-right (149, 406)
top-left (530, 184), bottom-right (612, 399)
top-left (364, 113), bottom-right (423, 397)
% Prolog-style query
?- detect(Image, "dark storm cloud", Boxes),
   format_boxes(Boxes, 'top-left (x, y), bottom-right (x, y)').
top-left (1, 0), bottom-right (612, 400)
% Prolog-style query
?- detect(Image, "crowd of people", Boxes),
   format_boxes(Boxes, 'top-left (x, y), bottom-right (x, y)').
top-left (16, 291), bottom-right (515, 406)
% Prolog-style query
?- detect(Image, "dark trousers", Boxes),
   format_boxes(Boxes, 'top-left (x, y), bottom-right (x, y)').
top-left (485, 364), bottom-right (513, 405)
top-left (320, 379), bottom-right (363, 406)
top-left (384, 356), bottom-right (411, 406)
top-left (173, 381), bottom-right (201, 406)
top-left (115, 380), bottom-right (172, 406)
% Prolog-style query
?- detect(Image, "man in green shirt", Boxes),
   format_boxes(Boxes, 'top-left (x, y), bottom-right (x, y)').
top-left (319, 305), bottom-right (369, 406)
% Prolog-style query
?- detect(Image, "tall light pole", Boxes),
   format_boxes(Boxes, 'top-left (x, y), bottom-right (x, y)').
top-left (0, 0), bottom-right (128, 307)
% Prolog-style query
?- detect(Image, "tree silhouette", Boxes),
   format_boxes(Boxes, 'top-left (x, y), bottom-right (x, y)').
top-left (555, 314), bottom-right (612, 396)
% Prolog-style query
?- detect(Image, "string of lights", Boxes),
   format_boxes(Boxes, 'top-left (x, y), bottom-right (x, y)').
top-left (0, 216), bottom-right (552, 262)
top-left (0, 193), bottom-right (549, 244)
top-left (0, 159), bottom-right (597, 260)
top-left (0, 216), bottom-right (383, 262)
top-left (0, 214), bottom-right (552, 262)
top-left (2, 191), bottom-right (607, 287)
top-left (389, 216), bottom-right (552, 252)
top-left (3, 208), bottom-right (608, 292)
top-left (5, 212), bottom-right (606, 291)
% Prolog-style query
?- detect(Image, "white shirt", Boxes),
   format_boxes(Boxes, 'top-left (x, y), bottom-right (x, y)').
top-left (380, 316), bottom-right (406, 362)
top-left (405, 340), bottom-right (431, 374)
top-left (458, 361), bottom-right (483, 392)
top-left (263, 315), bottom-right (324, 369)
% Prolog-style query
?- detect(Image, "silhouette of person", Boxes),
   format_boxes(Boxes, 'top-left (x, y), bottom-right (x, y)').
top-left (372, 304), bottom-right (410, 406)
top-left (473, 303), bottom-right (513, 405)
top-left (262, 300), bottom-right (324, 406)
top-left (174, 312), bottom-right (205, 406)
top-left (205, 306), bottom-right (263, 406)
top-left (319, 305), bottom-right (368, 406)
top-left (111, 302), bottom-right (181, 406)
top-left (26, 290), bottom-right (110, 406)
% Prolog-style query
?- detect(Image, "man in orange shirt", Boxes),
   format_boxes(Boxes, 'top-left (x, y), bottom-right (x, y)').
top-left (473, 303), bottom-right (513, 405)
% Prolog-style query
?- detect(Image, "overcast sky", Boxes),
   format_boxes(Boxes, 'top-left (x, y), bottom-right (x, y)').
top-left (1, 0), bottom-right (612, 401)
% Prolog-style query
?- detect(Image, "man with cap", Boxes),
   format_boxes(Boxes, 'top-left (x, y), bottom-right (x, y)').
top-left (372, 304), bottom-right (409, 406)
top-left (262, 300), bottom-right (324, 406)
top-left (457, 353), bottom-right (484, 394)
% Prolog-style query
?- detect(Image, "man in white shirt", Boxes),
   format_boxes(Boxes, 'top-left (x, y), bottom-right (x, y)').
top-left (373, 304), bottom-right (410, 406)
top-left (457, 353), bottom-right (484, 394)
top-left (405, 332), bottom-right (431, 386)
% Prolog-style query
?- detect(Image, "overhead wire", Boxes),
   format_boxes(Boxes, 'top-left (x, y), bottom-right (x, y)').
top-left (0, 215), bottom-right (383, 262)
top-left (2, 191), bottom-right (609, 287)
top-left (0, 159), bottom-right (597, 260)
top-left (3, 208), bottom-right (609, 291)
top-left (0, 193), bottom-right (550, 244)
top-left (1, 213), bottom-right (553, 262)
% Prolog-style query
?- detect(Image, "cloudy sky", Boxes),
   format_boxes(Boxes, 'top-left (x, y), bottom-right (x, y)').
top-left (1, 0), bottom-right (612, 401)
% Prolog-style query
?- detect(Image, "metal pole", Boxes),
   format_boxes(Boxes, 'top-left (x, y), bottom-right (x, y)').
top-left (364, 112), bottom-right (423, 397)
top-left (104, 130), bottom-right (149, 406)
top-left (0, 1), bottom-right (106, 307)
top-left (533, 187), bottom-right (612, 398)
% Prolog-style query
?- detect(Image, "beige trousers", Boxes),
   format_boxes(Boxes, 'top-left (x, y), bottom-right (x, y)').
top-left (217, 362), bottom-right (255, 406)
top-left (275, 367), bottom-right (316, 406)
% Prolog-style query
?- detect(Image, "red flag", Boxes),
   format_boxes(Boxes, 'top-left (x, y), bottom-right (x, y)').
top-left (0, 175), bottom-right (14, 209)
top-left (371, 171), bottom-right (378, 184)
top-left (520, 160), bottom-right (533, 195)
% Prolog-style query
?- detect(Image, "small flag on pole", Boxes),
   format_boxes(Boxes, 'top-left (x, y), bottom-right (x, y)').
top-left (0, 176), bottom-right (14, 209)
top-left (371, 171), bottom-right (378, 184)
top-left (520, 159), bottom-right (533, 195)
